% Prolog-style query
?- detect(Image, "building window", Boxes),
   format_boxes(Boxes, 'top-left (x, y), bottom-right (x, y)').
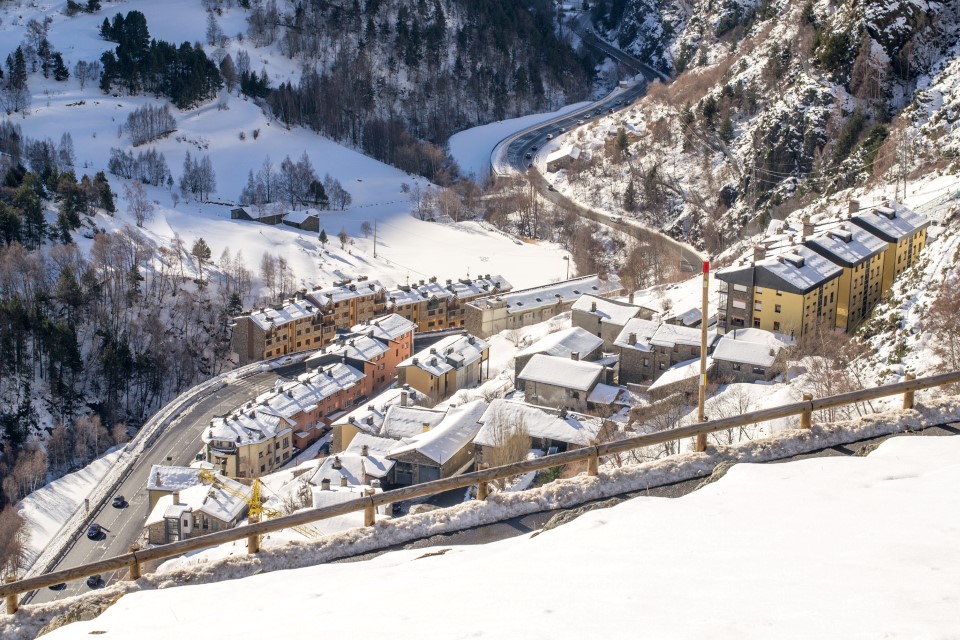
top-left (754, 301), bottom-right (762, 312)
top-left (642, 358), bottom-right (650, 367)
top-left (773, 321), bottom-right (781, 331)
top-left (732, 363), bottom-right (741, 371)
top-left (258, 451), bottom-right (264, 458)
top-left (260, 464), bottom-right (265, 473)
top-left (774, 304), bottom-right (782, 313)
top-left (755, 287), bottom-right (763, 294)
top-left (733, 284), bottom-right (748, 293)
top-left (775, 290), bottom-right (782, 296)
top-left (659, 362), bottom-right (666, 370)
top-left (732, 300), bottom-right (746, 310)
top-left (753, 318), bottom-right (761, 328)
top-left (752, 367), bottom-right (765, 375)
top-left (282, 437), bottom-right (289, 448)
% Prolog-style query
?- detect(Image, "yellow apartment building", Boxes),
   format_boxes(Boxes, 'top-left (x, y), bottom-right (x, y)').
top-left (849, 203), bottom-right (928, 292)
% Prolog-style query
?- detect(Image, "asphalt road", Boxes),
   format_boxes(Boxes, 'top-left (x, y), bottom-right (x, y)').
top-left (28, 362), bottom-right (307, 604)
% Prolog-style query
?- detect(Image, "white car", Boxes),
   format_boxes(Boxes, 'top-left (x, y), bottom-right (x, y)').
top-left (546, 134), bottom-right (553, 139)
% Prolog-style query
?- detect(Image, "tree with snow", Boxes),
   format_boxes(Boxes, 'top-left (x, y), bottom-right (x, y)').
top-left (318, 229), bottom-right (328, 248)
top-left (180, 152), bottom-right (216, 201)
top-left (124, 181), bottom-right (154, 227)
top-left (191, 237), bottom-right (212, 287)
top-left (338, 228), bottom-right (349, 249)
top-left (3, 46), bottom-right (30, 113)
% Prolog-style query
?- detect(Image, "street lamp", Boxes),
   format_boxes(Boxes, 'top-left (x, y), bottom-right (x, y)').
top-left (562, 255), bottom-right (570, 280)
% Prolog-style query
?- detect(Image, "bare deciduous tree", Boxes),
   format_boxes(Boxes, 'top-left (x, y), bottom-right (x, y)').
top-left (124, 181), bottom-right (154, 228)
top-left (483, 415), bottom-right (531, 489)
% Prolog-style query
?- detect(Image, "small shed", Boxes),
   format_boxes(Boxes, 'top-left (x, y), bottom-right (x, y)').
top-left (282, 209), bottom-right (321, 232)
top-left (231, 206), bottom-right (283, 225)
top-left (545, 145), bottom-right (581, 172)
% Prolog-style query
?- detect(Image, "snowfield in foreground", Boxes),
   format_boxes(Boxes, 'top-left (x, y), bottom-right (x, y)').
top-left (43, 434), bottom-right (960, 639)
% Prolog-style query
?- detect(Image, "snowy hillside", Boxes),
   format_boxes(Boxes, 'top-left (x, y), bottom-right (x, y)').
top-left (33, 433), bottom-right (960, 639)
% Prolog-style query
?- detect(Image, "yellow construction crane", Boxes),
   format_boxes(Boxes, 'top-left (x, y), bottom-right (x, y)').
top-left (198, 470), bottom-right (320, 539)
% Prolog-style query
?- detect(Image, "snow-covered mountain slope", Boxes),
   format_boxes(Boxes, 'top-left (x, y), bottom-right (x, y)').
top-left (33, 433), bottom-right (960, 640)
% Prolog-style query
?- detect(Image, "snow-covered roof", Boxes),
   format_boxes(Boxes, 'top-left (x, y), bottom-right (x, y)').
top-left (387, 276), bottom-right (511, 306)
top-left (321, 335), bottom-right (389, 363)
top-left (146, 477), bottom-right (250, 527)
top-left (307, 280), bottom-right (385, 306)
top-left (204, 410), bottom-right (295, 448)
top-left (712, 328), bottom-right (794, 368)
top-left (282, 209), bottom-right (318, 225)
top-left (475, 399), bottom-right (602, 447)
top-left (516, 326), bottom-right (603, 360)
top-left (147, 465), bottom-right (214, 492)
top-left (545, 145), bottom-right (581, 165)
top-left (252, 363), bottom-right (366, 422)
top-left (651, 323), bottom-right (714, 349)
top-left (663, 306), bottom-right (702, 327)
top-left (613, 318), bottom-right (661, 352)
top-left (388, 400), bottom-right (487, 464)
top-left (348, 313), bottom-right (416, 342)
top-left (468, 274), bottom-right (622, 313)
top-left (311, 484), bottom-right (384, 510)
top-left (851, 204), bottom-right (928, 243)
top-left (647, 357), bottom-right (714, 392)
top-left (379, 405), bottom-right (448, 439)
top-left (571, 294), bottom-right (643, 327)
top-left (518, 354), bottom-right (604, 391)
top-left (310, 434), bottom-right (397, 485)
top-left (719, 246), bottom-right (842, 296)
top-left (332, 386), bottom-right (426, 431)
top-left (244, 297), bottom-right (323, 331)
top-left (587, 383), bottom-right (625, 405)
top-left (399, 333), bottom-right (489, 376)
top-left (804, 221), bottom-right (887, 268)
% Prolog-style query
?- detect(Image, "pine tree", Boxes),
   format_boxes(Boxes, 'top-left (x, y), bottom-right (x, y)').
top-left (623, 178), bottom-right (637, 212)
top-left (318, 229), bottom-right (328, 247)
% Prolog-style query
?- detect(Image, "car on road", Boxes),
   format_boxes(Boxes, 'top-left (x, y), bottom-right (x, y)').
top-left (86, 523), bottom-right (103, 540)
top-left (531, 145), bottom-right (538, 151)
top-left (610, 215), bottom-right (623, 223)
top-left (48, 583), bottom-right (67, 591)
top-left (86, 575), bottom-right (104, 589)
top-left (559, 127), bottom-right (566, 133)
top-left (546, 134), bottom-right (553, 139)
top-left (548, 185), bottom-right (556, 191)
top-left (576, 119), bottom-right (583, 125)
top-left (112, 495), bottom-right (126, 508)
top-left (525, 152), bottom-right (532, 159)
top-left (615, 100), bottom-right (623, 105)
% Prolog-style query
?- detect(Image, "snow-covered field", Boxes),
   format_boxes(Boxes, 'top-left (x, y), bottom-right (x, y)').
top-left (35, 431), bottom-right (960, 639)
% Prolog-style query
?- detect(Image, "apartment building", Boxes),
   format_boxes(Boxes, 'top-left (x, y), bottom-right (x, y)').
top-left (464, 274), bottom-right (624, 338)
top-left (717, 245), bottom-right (842, 339)
top-left (848, 201), bottom-right (929, 291)
top-left (386, 275), bottom-right (511, 331)
top-left (397, 332), bottom-right (490, 401)
top-left (306, 278), bottom-right (387, 330)
top-left (231, 296), bottom-right (334, 365)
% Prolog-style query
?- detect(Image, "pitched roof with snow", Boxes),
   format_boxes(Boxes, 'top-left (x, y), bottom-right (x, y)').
top-left (516, 327), bottom-right (604, 360)
top-left (388, 400), bottom-right (487, 464)
top-left (712, 328), bottom-right (794, 368)
top-left (545, 145), bottom-right (581, 165)
top-left (571, 295), bottom-right (642, 327)
top-left (145, 477), bottom-right (250, 527)
top-left (282, 209), bottom-right (318, 225)
top-left (310, 434), bottom-right (397, 485)
top-left (518, 354), bottom-right (604, 391)
top-left (850, 204), bottom-right (928, 243)
top-left (255, 363), bottom-right (366, 420)
top-left (613, 318), bottom-right (661, 352)
top-left (244, 297), bottom-right (323, 331)
top-left (204, 410), bottom-right (295, 447)
top-left (147, 466), bottom-right (212, 492)
top-left (647, 357), bottom-right (714, 392)
top-left (323, 335), bottom-right (389, 363)
top-left (804, 221), bottom-right (887, 268)
top-left (468, 274), bottom-right (622, 313)
top-left (387, 276), bottom-right (512, 306)
top-left (586, 383), bottom-right (625, 405)
top-left (379, 405), bottom-right (447, 439)
top-left (307, 280), bottom-right (385, 306)
top-left (475, 399), bottom-right (602, 447)
top-left (399, 333), bottom-right (489, 376)
top-left (348, 313), bottom-right (416, 342)
top-left (651, 323), bottom-right (714, 349)
top-left (718, 246), bottom-right (843, 296)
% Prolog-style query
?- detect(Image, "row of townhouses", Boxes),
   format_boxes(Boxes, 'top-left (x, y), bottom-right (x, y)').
top-left (231, 274), bottom-right (510, 364)
top-left (716, 200), bottom-right (928, 338)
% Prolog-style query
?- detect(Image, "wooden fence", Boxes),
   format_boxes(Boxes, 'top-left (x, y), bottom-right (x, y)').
top-left (3, 369), bottom-right (960, 613)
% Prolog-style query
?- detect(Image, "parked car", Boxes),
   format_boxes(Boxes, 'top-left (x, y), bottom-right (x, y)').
top-left (86, 523), bottom-right (103, 540)
top-left (48, 583), bottom-right (67, 591)
top-left (546, 133), bottom-right (553, 139)
top-left (86, 575), bottom-right (103, 589)
top-left (112, 495), bottom-right (126, 508)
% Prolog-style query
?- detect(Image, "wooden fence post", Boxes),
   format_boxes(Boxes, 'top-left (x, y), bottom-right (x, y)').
top-left (800, 393), bottom-right (814, 429)
top-left (4, 576), bottom-right (17, 615)
top-left (128, 545), bottom-right (141, 581)
top-left (903, 372), bottom-right (916, 409)
top-left (364, 489), bottom-right (376, 527)
top-left (587, 443), bottom-right (599, 476)
top-left (476, 463), bottom-right (489, 501)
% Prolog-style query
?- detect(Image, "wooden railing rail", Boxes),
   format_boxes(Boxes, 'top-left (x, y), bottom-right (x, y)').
top-left (3, 369), bottom-right (959, 607)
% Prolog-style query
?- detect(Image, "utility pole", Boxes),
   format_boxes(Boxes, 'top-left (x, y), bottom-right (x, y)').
top-left (373, 220), bottom-right (377, 259)
top-left (695, 257), bottom-right (711, 453)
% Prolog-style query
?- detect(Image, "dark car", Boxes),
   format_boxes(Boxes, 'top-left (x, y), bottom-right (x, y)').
top-left (48, 583), bottom-right (67, 591)
top-left (525, 152), bottom-right (532, 159)
top-left (86, 523), bottom-right (103, 540)
top-left (112, 495), bottom-right (126, 508)
top-left (86, 575), bottom-right (103, 589)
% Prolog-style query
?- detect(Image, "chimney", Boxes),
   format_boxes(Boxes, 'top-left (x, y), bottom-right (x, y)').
top-left (848, 199), bottom-right (860, 214)
top-left (628, 332), bottom-right (637, 346)
top-left (753, 244), bottom-right (766, 261)
top-left (361, 444), bottom-right (369, 456)
top-left (320, 478), bottom-right (331, 491)
top-left (590, 300), bottom-right (597, 312)
top-left (340, 475), bottom-right (348, 487)
top-left (155, 471), bottom-right (162, 487)
top-left (400, 389), bottom-right (409, 406)
top-left (802, 215), bottom-right (814, 239)
top-left (571, 351), bottom-right (580, 361)
top-left (333, 456), bottom-right (342, 470)
top-left (172, 491), bottom-right (180, 504)
top-left (628, 292), bottom-right (635, 304)
top-left (422, 422), bottom-right (431, 433)
top-left (371, 479), bottom-right (381, 489)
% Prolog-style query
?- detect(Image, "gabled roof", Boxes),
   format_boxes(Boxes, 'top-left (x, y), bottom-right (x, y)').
top-left (586, 383), bottom-right (626, 405)
top-left (323, 335), bottom-right (389, 363)
top-left (804, 221), bottom-right (887, 268)
top-left (850, 204), bottom-right (928, 243)
top-left (718, 246), bottom-right (842, 296)
top-left (545, 145), bottom-right (581, 164)
top-left (647, 357), bottom-right (714, 392)
top-left (145, 477), bottom-right (250, 527)
top-left (282, 209), bottom-right (318, 224)
top-left (379, 405), bottom-right (447, 439)
top-left (467, 274), bottom-right (622, 313)
top-left (243, 298), bottom-right (322, 331)
top-left (255, 363), bottom-right (365, 420)
top-left (399, 333), bottom-right (489, 376)
top-left (332, 386), bottom-right (426, 431)
top-left (387, 276), bottom-right (511, 306)
top-left (147, 465), bottom-right (212, 492)
top-left (650, 323), bottom-right (714, 349)
top-left (204, 410), bottom-right (295, 447)
top-left (388, 400), bottom-right (487, 464)
top-left (475, 399), bottom-right (602, 447)
top-left (310, 434), bottom-right (397, 485)
top-left (516, 326), bottom-right (603, 360)
top-left (571, 295), bottom-right (642, 327)
top-left (712, 328), bottom-right (794, 368)
top-left (307, 280), bottom-right (385, 306)
top-left (613, 318), bottom-right (661, 352)
top-left (349, 313), bottom-right (416, 342)
top-left (518, 354), bottom-right (604, 391)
